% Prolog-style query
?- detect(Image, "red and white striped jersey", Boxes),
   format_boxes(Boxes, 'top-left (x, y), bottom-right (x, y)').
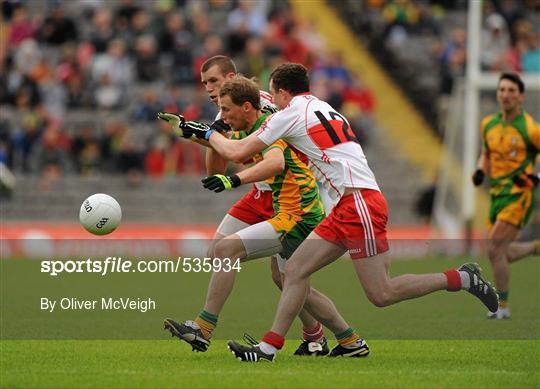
top-left (256, 94), bottom-right (379, 201)
top-left (216, 90), bottom-right (276, 192)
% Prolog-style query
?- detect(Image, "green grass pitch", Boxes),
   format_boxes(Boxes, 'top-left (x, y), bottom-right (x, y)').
top-left (1, 256), bottom-right (539, 388)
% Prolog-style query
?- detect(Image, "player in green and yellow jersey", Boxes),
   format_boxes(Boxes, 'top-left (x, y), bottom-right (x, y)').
top-left (473, 72), bottom-right (540, 319)
top-left (160, 75), bottom-right (368, 358)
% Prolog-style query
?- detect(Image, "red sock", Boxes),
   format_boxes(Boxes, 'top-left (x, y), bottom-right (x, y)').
top-left (444, 269), bottom-right (461, 291)
top-left (262, 331), bottom-right (285, 350)
top-left (303, 322), bottom-right (324, 343)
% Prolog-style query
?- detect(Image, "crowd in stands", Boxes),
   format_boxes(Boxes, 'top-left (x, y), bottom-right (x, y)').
top-left (333, 0), bottom-right (539, 134)
top-left (0, 0), bottom-right (377, 181)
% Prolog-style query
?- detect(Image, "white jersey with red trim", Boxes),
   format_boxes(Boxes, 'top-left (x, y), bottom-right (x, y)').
top-left (256, 94), bottom-right (379, 201)
top-left (216, 89), bottom-right (275, 192)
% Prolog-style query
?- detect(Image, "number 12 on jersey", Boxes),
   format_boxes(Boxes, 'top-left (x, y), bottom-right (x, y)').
top-left (309, 110), bottom-right (360, 150)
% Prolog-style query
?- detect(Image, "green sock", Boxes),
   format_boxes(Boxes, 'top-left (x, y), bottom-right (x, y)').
top-left (499, 291), bottom-right (509, 308)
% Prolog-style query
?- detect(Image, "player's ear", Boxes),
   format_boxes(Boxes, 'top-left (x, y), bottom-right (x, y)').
top-left (242, 101), bottom-right (251, 112)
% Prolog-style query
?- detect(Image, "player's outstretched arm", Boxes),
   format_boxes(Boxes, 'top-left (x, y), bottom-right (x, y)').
top-left (170, 116), bottom-right (268, 163)
top-left (208, 132), bottom-right (268, 164)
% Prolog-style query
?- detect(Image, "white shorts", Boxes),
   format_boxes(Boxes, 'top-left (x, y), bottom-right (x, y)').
top-left (216, 214), bottom-right (251, 236)
top-left (235, 220), bottom-right (282, 261)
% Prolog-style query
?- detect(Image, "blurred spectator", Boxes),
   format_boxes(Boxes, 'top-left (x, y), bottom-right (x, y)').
top-left (11, 100), bottom-right (45, 172)
top-left (236, 37), bottom-right (267, 81)
top-left (31, 121), bottom-right (72, 176)
top-left (134, 35), bottom-right (159, 82)
top-left (481, 13), bottom-right (510, 71)
top-left (7, 5), bottom-right (35, 48)
top-left (160, 84), bottom-right (188, 114)
top-left (281, 25), bottom-right (311, 66)
top-left (89, 8), bottom-right (115, 53)
top-left (382, 0), bottom-right (419, 43)
top-left (192, 34), bottom-right (225, 78)
top-left (438, 27), bottom-right (466, 95)
top-left (91, 39), bottom-right (133, 108)
top-left (39, 5), bottom-right (78, 46)
top-left (92, 39), bottom-right (133, 88)
top-left (132, 89), bottom-right (160, 122)
top-left (115, 0), bottom-right (140, 27)
top-left (72, 125), bottom-right (99, 175)
top-left (227, 0), bottom-right (268, 55)
top-left (160, 12), bottom-right (193, 84)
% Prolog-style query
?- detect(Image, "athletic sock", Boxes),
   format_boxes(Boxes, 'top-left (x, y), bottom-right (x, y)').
top-left (444, 269), bottom-right (471, 290)
top-left (444, 269), bottom-right (462, 291)
top-left (303, 322), bottom-right (325, 343)
top-left (499, 291), bottom-right (509, 308)
top-left (260, 331), bottom-right (284, 354)
top-left (195, 310), bottom-right (218, 340)
top-left (335, 327), bottom-right (360, 348)
top-left (259, 342), bottom-right (277, 355)
top-left (459, 271), bottom-right (470, 289)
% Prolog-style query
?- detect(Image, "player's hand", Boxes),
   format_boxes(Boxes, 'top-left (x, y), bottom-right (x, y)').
top-left (183, 120), bottom-right (215, 140)
top-left (261, 105), bottom-right (278, 115)
top-left (202, 174), bottom-right (241, 193)
top-left (210, 119), bottom-right (231, 133)
top-left (472, 169), bottom-right (485, 186)
top-left (157, 112), bottom-right (192, 139)
top-left (514, 173), bottom-right (540, 188)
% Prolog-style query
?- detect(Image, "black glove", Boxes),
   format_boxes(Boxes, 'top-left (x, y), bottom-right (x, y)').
top-left (210, 119), bottom-right (231, 133)
top-left (261, 105), bottom-right (278, 115)
top-left (513, 173), bottom-right (539, 188)
top-left (202, 174), bottom-right (241, 193)
top-left (472, 169), bottom-right (485, 186)
top-left (528, 173), bottom-right (540, 187)
top-left (182, 120), bottom-right (215, 140)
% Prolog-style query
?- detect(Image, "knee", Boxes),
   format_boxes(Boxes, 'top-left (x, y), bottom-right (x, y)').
top-left (487, 241), bottom-right (506, 262)
top-left (213, 239), bottom-right (235, 261)
top-left (365, 289), bottom-right (392, 308)
top-left (283, 259), bottom-right (306, 282)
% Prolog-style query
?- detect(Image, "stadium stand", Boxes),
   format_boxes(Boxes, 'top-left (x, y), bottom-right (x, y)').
top-left (1, 0), bottom-right (537, 229)
top-left (331, 0), bottom-right (540, 136)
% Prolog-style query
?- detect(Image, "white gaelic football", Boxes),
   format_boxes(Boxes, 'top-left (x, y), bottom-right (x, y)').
top-left (79, 193), bottom-right (122, 235)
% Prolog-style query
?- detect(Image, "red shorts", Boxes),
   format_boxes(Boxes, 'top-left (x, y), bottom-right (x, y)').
top-left (228, 186), bottom-right (275, 225)
top-left (314, 189), bottom-right (389, 259)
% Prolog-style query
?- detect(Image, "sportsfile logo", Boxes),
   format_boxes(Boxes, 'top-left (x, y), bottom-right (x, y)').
top-left (40, 257), bottom-right (242, 276)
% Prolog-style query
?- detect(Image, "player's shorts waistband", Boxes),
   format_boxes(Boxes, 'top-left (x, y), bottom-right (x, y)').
top-left (342, 187), bottom-right (381, 198)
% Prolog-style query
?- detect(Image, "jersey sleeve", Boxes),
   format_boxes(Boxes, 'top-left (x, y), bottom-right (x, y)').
top-left (261, 139), bottom-right (287, 156)
top-left (255, 110), bottom-right (298, 146)
top-left (528, 120), bottom-right (540, 152)
top-left (480, 115), bottom-right (492, 149)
